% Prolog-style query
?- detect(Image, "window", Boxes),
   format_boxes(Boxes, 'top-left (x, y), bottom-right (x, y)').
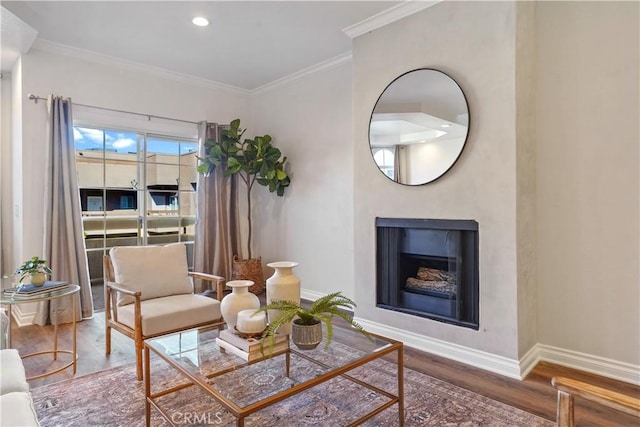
top-left (74, 127), bottom-right (198, 285)
top-left (87, 196), bottom-right (104, 211)
top-left (120, 196), bottom-right (135, 209)
top-left (373, 147), bottom-right (395, 179)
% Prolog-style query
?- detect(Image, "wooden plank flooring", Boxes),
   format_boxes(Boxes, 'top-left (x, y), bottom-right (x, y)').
top-left (9, 312), bottom-right (640, 426)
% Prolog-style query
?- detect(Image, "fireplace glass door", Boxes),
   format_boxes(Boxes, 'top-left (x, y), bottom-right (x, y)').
top-left (376, 218), bottom-right (479, 329)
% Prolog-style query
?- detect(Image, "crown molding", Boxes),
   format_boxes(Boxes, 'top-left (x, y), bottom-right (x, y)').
top-left (342, 0), bottom-right (442, 39)
top-left (1, 6), bottom-right (38, 73)
top-left (31, 39), bottom-right (251, 96)
top-left (251, 51), bottom-right (352, 96)
top-left (30, 38), bottom-right (351, 98)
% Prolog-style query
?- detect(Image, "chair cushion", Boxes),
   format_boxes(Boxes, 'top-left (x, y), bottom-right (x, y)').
top-left (0, 349), bottom-right (29, 394)
top-left (116, 294), bottom-right (221, 336)
top-left (0, 392), bottom-right (40, 426)
top-left (110, 243), bottom-right (193, 306)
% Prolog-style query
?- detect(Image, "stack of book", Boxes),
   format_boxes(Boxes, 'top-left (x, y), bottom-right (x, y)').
top-left (216, 328), bottom-right (289, 362)
top-left (2, 281), bottom-right (69, 299)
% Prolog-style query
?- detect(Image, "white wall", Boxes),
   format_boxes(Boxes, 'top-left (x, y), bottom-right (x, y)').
top-left (250, 62), bottom-right (355, 300)
top-left (0, 73), bottom-right (12, 275)
top-left (353, 1), bottom-right (529, 364)
top-left (9, 59), bottom-right (23, 275)
top-left (536, 2), bottom-right (639, 366)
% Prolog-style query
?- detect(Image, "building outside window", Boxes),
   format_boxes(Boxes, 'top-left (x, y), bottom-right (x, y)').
top-left (74, 126), bottom-right (198, 286)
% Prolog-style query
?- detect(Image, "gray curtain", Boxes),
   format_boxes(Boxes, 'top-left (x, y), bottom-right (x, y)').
top-left (193, 122), bottom-right (240, 292)
top-left (395, 145), bottom-right (408, 184)
top-left (34, 96), bottom-right (93, 325)
top-left (393, 145), bottom-right (401, 182)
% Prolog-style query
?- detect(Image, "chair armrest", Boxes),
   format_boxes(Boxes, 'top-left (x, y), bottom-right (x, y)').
top-left (105, 281), bottom-right (141, 297)
top-left (104, 281), bottom-right (142, 324)
top-left (189, 272), bottom-right (224, 283)
top-left (189, 272), bottom-right (224, 300)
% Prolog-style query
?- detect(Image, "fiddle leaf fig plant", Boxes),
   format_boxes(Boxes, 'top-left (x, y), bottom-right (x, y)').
top-left (197, 119), bottom-right (291, 259)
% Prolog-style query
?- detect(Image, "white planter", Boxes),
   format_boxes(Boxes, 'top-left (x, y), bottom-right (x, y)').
top-left (220, 280), bottom-right (260, 330)
top-left (266, 261), bottom-right (300, 335)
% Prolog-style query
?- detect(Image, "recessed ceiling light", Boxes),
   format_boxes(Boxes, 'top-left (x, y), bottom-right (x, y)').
top-left (192, 17), bottom-right (209, 27)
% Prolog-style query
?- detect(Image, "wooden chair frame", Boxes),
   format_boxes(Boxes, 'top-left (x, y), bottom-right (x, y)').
top-left (103, 255), bottom-right (226, 380)
top-left (552, 376), bottom-right (640, 426)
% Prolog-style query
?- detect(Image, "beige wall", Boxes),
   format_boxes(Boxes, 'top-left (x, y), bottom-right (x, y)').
top-left (536, 1), bottom-right (639, 365)
top-left (353, 1), bottom-right (529, 361)
top-left (351, 0), bottom-right (639, 372)
top-left (515, 1), bottom-right (538, 361)
top-left (250, 61), bottom-right (355, 299)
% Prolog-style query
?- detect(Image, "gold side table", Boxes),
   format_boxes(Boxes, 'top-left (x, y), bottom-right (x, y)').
top-left (1, 284), bottom-right (79, 380)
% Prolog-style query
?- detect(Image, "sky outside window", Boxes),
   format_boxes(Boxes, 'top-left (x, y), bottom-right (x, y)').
top-left (74, 127), bottom-right (196, 156)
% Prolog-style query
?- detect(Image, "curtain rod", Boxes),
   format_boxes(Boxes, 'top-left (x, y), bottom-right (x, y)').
top-left (27, 94), bottom-right (199, 125)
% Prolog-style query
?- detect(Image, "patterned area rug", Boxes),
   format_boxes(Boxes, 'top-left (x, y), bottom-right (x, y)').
top-left (31, 353), bottom-right (554, 427)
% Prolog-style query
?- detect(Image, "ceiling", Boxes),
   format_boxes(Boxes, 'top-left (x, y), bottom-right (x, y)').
top-left (2, 1), bottom-right (406, 91)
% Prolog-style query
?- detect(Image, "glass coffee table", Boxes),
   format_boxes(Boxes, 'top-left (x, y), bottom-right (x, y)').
top-left (144, 325), bottom-right (404, 426)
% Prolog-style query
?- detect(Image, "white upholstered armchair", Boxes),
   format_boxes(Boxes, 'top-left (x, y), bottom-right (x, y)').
top-left (103, 243), bottom-right (225, 380)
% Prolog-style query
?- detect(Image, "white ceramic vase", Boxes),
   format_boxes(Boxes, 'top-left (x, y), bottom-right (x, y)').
top-left (220, 280), bottom-right (260, 331)
top-left (266, 261), bottom-right (300, 335)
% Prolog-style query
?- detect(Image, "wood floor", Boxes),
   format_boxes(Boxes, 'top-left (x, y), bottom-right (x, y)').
top-left (9, 311), bottom-right (640, 426)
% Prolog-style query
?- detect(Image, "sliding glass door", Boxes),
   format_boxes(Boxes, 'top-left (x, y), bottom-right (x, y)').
top-left (74, 127), bottom-right (198, 287)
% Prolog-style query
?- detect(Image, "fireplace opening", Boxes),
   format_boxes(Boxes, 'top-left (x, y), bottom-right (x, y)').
top-left (376, 218), bottom-right (479, 329)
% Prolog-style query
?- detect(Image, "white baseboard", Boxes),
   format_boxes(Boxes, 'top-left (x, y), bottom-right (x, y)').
top-left (300, 289), bottom-right (327, 303)
top-left (354, 317), bottom-right (523, 380)
top-left (10, 303), bottom-right (37, 327)
top-left (352, 317), bottom-right (640, 385)
top-left (518, 343), bottom-right (541, 379)
top-left (532, 343), bottom-right (640, 386)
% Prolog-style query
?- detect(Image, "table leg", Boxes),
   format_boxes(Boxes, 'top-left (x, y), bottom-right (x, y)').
top-left (53, 299), bottom-right (58, 361)
top-left (145, 346), bottom-right (151, 427)
top-left (7, 305), bottom-right (12, 348)
top-left (398, 344), bottom-right (405, 426)
top-left (285, 350), bottom-right (290, 377)
top-left (72, 292), bottom-right (77, 374)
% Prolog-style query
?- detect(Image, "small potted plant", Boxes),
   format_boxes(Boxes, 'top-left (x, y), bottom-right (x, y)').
top-left (15, 256), bottom-right (52, 286)
top-left (255, 292), bottom-right (370, 350)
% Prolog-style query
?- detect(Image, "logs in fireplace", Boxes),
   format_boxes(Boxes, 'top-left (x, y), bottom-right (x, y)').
top-left (406, 267), bottom-right (457, 295)
top-left (376, 218), bottom-right (479, 329)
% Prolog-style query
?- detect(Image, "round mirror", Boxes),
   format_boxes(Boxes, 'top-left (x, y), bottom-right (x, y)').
top-left (369, 68), bottom-right (470, 185)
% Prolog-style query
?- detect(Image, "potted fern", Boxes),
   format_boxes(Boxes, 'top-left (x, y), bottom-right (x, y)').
top-left (197, 119), bottom-right (290, 294)
top-left (255, 292), bottom-right (369, 350)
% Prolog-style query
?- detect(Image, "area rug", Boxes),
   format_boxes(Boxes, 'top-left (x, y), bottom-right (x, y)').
top-left (31, 352), bottom-right (554, 427)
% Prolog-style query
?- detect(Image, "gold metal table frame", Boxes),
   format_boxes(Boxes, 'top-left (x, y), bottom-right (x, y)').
top-left (144, 327), bottom-right (404, 426)
top-left (1, 284), bottom-right (79, 380)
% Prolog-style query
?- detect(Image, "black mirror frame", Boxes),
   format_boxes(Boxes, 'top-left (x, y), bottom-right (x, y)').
top-left (368, 68), bottom-right (471, 186)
